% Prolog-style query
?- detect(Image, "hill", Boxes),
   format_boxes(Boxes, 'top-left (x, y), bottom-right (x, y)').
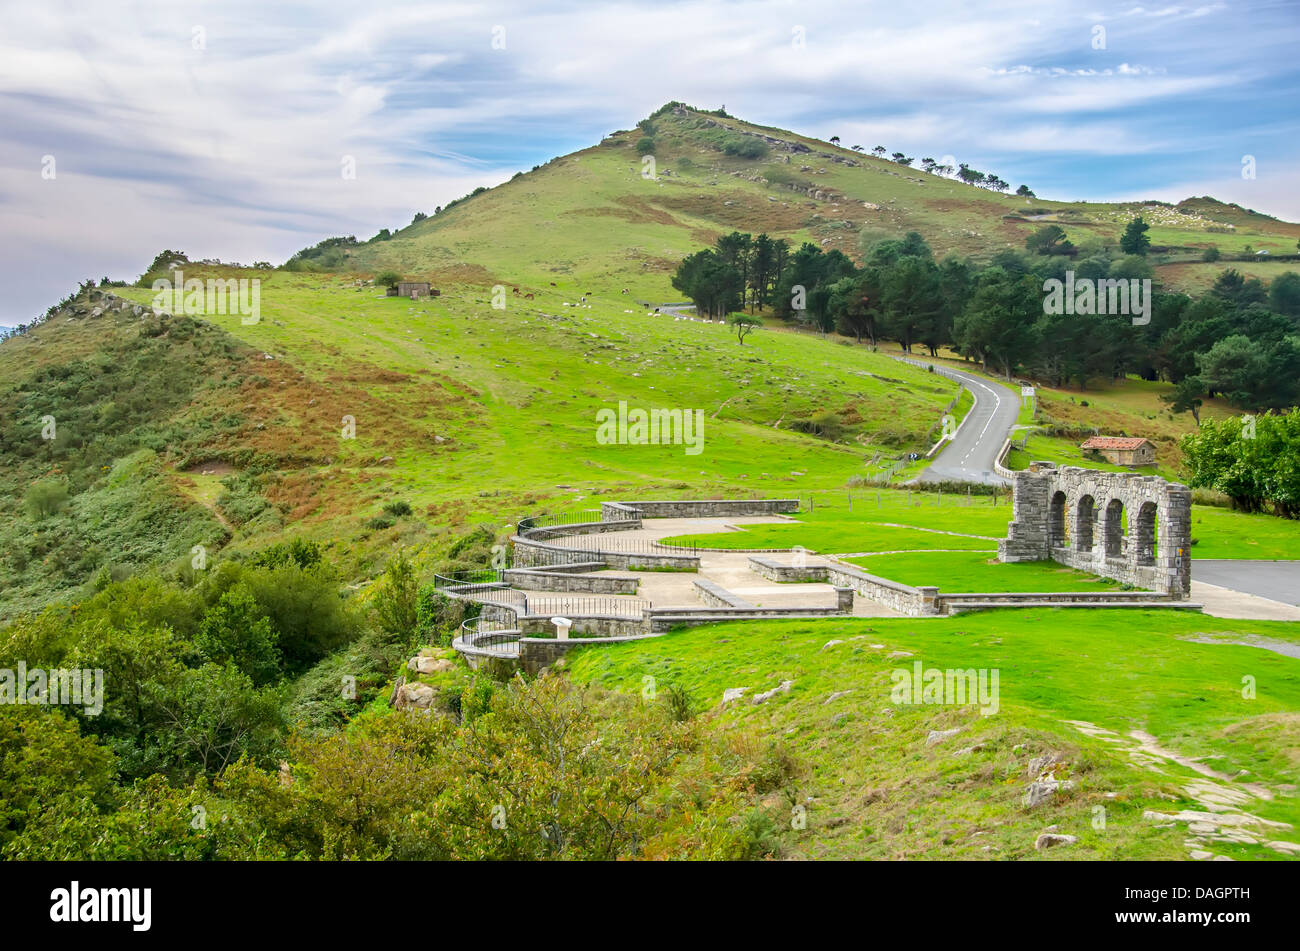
top-left (332, 103), bottom-right (1300, 297)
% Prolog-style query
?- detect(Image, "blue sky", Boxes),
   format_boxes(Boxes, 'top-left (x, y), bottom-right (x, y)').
top-left (1, 0), bottom-right (1297, 325)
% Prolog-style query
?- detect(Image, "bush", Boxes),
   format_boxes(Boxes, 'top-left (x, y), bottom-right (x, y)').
top-left (383, 500), bottom-right (412, 517)
top-left (374, 271), bottom-right (402, 289)
top-left (636, 137), bottom-right (656, 156)
top-left (23, 479), bottom-right (70, 520)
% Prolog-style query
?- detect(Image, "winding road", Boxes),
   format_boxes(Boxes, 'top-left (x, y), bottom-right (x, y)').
top-left (895, 357), bottom-right (1021, 486)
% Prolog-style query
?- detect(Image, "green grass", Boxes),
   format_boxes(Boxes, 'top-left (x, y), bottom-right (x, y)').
top-left (566, 609), bottom-right (1300, 859)
top-left (845, 550), bottom-right (1125, 592)
top-left (1190, 506), bottom-right (1300, 559)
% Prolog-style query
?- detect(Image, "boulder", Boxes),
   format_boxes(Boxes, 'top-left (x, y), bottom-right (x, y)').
top-left (1023, 777), bottom-right (1076, 807)
top-left (926, 727), bottom-right (963, 747)
top-left (408, 655), bottom-right (454, 675)
top-left (394, 683), bottom-right (435, 711)
top-left (720, 687), bottom-right (748, 707)
top-left (1034, 833), bottom-right (1079, 850)
top-left (752, 680), bottom-right (793, 705)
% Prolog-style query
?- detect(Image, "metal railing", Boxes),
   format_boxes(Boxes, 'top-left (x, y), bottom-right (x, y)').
top-left (458, 616), bottom-right (523, 655)
top-left (533, 534), bottom-right (698, 557)
top-left (521, 596), bottom-right (651, 620)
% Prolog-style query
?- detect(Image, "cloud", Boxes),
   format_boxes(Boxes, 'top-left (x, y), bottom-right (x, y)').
top-left (0, 0), bottom-right (1295, 322)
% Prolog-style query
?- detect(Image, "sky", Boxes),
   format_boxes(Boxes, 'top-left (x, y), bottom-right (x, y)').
top-left (0, 0), bottom-right (1297, 325)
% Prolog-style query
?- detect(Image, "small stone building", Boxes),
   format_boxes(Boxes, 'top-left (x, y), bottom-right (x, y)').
top-left (387, 281), bottom-right (434, 299)
top-left (1080, 436), bottom-right (1156, 466)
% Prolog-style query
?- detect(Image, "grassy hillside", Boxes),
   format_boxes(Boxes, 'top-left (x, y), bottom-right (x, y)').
top-left (338, 104), bottom-right (1300, 298)
top-left (568, 610), bottom-right (1300, 860)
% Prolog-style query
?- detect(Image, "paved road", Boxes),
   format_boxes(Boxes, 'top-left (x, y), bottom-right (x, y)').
top-left (895, 357), bottom-right (1021, 486)
top-left (1192, 560), bottom-right (1300, 607)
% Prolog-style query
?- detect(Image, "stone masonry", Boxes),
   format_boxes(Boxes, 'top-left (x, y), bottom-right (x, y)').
top-left (998, 466), bottom-right (1192, 597)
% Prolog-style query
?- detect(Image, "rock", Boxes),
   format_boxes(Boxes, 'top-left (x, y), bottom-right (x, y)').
top-left (721, 687), bottom-right (748, 707)
top-left (823, 689), bottom-right (854, 704)
top-left (753, 680), bottom-right (793, 704)
top-left (1028, 753), bottom-right (1060, 778)
top-left (394, 682), bottom-right (435, 711)
top-left (1189, 850), bottom-right (1213, 860)
top-left (407, 656), bottom-right (454, 675)
top-left (1034, 833), bottom-right (1079, 850)
top-left (926, 727), bottom-right (963, 747)
top-left (887, 650), bottom-right (913, 659)
top-left (821, 639), bottom-right (844, 651)
top-left (1023, 777), bottom-right (1076, 807)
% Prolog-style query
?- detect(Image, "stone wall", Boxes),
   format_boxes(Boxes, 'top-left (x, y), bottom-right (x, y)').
top-left (693, 578), bottom-right (757, 609)
top-left (602, 499), bottom-right (798, 519)
top-left (749, 556), bottom-right (939, 616)
top-left (503, 565), bottom-right (638, 594)
top-left (997, 466), bottom-right (1192, 597)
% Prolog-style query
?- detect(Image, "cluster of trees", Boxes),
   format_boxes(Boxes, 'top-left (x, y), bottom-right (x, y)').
top-left (1182, 408), bottom-right (1300, 517)
top-left (671, 228), bottom-right (1300, 412)
top-left (0, 536), bottom-right (794, 860)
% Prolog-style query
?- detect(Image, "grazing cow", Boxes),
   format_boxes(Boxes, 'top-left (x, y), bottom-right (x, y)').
top-left (549, 282), bottom-right (557, 286)
top-left (621, 288), bottom-right (629, 294)
top-left (512, 287), bottom-right (519, 294)
top-left (524, 293), bottom-right (534, 299)
top-left (654, 307), bottom-right (660, 313)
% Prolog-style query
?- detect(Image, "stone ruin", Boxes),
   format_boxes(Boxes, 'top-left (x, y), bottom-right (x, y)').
top-left (998, 465), bottom-right (1192, 598)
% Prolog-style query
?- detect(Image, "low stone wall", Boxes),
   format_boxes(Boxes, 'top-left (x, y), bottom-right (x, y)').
top-left (517, 632), bottom-right (662, 675)
top-left (648, 606), bottom-right (845, 633)
top-left (748, 556), bottom-right (831, 583)
top-left (524, 519), bottom-right (641, 540)
top-left (503, 565), bottom-right (638, 594)
top-left (602, 499), bottom-right (798, 519)
top-left (693, 578), bottom-right (757, 609)
top-left (822, 560), bottom-right (940, 616)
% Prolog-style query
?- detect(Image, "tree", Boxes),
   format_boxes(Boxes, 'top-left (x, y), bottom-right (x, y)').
top-left (1181, 408), bottom-right (1300, 517)
top-left (672, 249), bottom-right (743, 319)
top-left (729, 312), bottom-right (760, 344)
top-left (636, 137), bottom-right (656, 155)
top-left (829, 135), bottom-right (840, 145)
top-left (871, 146), bottom-right (886, 157)
top-left (1161, 375), bottom-right (1205, 425)
top-left (1120, 216), bottom-right (1151, 256)
top-left (952, 268), bottom-right (1041, 379)
top-left (374, 548), bottom-right (420, 648)
top-left (1025, 224), bottom-right (1075, 257)
top-left (1016, 185), bottom-right (1036, 198)
top-left (195, 587), bottom-right (281, 686)
top-left (1267, 271), bottom-right (1300, 319)
top-left (1202, 245), bottom-right (1221, 262)
top-left (374, 271), bottom-right (402, 290)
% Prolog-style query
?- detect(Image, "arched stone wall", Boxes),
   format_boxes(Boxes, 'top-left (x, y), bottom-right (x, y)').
top-left (998, 466), bottom-right (1191, 597)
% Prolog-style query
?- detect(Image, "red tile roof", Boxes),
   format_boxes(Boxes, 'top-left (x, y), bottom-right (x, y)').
top-left (1080, 436), bottom-right (1153, 450)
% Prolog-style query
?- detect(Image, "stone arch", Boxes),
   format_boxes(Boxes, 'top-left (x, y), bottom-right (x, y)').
top-left (1135, 501), bottom-right (1157, 566)
top-left (1104, 498), bottom-right (1126, 558)
top-left (1074, 495), bottom-right (1096, 552)
top-left (1048, 491), bottom-right (1067, 549)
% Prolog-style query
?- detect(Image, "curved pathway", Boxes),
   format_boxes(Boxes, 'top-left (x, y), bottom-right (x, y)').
top-left (894, 357), bottom-right (1020, 486)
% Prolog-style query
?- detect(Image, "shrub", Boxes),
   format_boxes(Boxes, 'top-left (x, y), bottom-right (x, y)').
top-left (23, 479), bottom-right (70, 520)
top-left (383, 500), bottom-right (412, 517)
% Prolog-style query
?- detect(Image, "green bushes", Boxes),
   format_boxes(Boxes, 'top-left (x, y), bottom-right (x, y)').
top-left (22, 479), bottom-right (69, 519)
